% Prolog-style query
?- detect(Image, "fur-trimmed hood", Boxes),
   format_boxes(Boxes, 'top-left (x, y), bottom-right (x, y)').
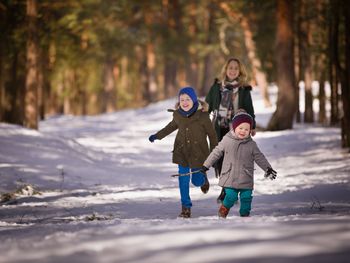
top-left (168, 99), bottom-right (209, 113)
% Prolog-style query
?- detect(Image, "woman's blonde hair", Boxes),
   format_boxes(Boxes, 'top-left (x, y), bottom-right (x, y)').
top-left (219, 57), bottom-right (248, 85)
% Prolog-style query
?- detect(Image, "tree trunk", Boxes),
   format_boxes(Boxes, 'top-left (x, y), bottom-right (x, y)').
top-left (340, 0), bottom-right (350, 149)
top-left (163, 0), bottom-right (181, 98)
top-left (295, 0), bottom-right (301, 123)
top-left (315, 0), bottom-right (327, 125)
top-left (102, 58), bottom-right (116, 113)
top-left (318, 74), bottom-right (326, 124)
top-left (299, 0), bottom-right (314, 123)
top-left (329, 1), bottom-right (339, 125)
top-left (240, 16), bottom-right (271, 107)
top-left (267, 0), bottom-right (296, 130)
top-left (200, 2), bottom-right (215, 96)
top-left (143, 10), bottom-right (158, 103)
top-left (24, 0), bottom-right (39, 129)
top-left (146, 42), bottom-right (158, 102)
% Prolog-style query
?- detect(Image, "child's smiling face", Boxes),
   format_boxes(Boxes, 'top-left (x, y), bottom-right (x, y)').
top-left (179, 93), bottom-right (194, 112)
top-left (234, 122), bottom-right (251, 139)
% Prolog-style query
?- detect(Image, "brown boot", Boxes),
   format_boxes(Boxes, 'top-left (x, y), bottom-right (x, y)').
top-left (178, 206), bottom-right (191, 218)
top-left (218, 205), bottom-right (230, 218)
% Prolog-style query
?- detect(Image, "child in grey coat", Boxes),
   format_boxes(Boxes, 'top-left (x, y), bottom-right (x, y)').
top-left (201, 110), bottom-right (277, 217)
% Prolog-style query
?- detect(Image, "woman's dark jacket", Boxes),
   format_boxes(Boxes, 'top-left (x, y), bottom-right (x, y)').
top-left (205, 79), bottom-right (256, 140)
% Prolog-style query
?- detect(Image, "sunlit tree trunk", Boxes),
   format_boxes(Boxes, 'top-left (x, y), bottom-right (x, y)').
top-left (162, 0), bottom-right (180, 98)
top-left (200, 2), bottom-right (215, 96)
top-left (134, 45), bottom-right (146, 105)
top-left (102, 59), bottom-right (116, 113)
top-left (185, 2), bottom-right (199, 92)
top-left (143, 11), bottom-right (158, 103)
top-left (267, 0), bottom-right (296, 130)
top-left (240, 16), bottom-right (271, 107)
top-left (220, 2), bottom-right (271, 107)
top-left (24, 0), bottom-right (39, 129)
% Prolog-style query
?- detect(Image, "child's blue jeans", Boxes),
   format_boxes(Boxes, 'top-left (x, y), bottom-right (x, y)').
top-left (178, 165), bottom-right (206, 208)
top-left (223, 187), bottom-right (253, 216)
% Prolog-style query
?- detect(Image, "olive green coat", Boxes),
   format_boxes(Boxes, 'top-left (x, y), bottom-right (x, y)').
top-left (203, 131), bottom-right (271, 189)
top-left (205, 79), bottom-right (256, 140)
top-left (155, 101), bottom-right (218, 168)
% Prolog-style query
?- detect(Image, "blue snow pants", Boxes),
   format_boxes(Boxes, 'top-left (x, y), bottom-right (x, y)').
top-left (223, 187), bottom-right (253, 216)
top-left (178, 165), bottom-right (206, 208)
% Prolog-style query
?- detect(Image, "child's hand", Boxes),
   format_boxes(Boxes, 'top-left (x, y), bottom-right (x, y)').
top-left (264, 167), bottom-right (277, 180)
top-left (148, 134), bottom-right (158, 143)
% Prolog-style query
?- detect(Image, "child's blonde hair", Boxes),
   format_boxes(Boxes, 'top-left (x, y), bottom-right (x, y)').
top-left (219, 57), bottom-right (248, 86)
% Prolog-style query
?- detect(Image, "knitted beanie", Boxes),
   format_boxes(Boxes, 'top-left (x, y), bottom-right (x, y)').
top-left (178, 86), bottom-right (198, 104)
top-left (232, 111), bottom-right (253, 131)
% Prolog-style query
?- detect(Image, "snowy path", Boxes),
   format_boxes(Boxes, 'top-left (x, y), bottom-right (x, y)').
top-left (1, 91), bottom-right (350, 263)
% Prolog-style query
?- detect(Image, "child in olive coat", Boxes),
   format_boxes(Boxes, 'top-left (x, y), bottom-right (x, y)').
top-left (201, 110), bottom-right (276, 218)
top-left (149, 87), bottom-right (218, 218)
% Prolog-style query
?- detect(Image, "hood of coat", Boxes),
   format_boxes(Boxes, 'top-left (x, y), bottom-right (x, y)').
top-left (172, 99), bottom-right (209, 113)
top-left (226, 129), bottom-right (252, 142)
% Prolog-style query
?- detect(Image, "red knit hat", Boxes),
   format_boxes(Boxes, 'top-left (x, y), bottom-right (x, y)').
top-left (232, 111), bottom-right (253, 131)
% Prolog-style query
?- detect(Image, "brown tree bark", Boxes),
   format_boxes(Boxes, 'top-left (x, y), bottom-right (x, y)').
top-left (240, 16), bottom-right (272, 107)
top-left (24, 0), bottom-right (39, 129)
top-left (220, 2), bottom-right (271, 107)
top-left (299, 0), bottom-right (314, 123)
top-left (143, 11), bottom-right (158, 103)
top-left (329, 1), bottom-right (339, 125)
top-left (162, 0), bottom-right (180, 98)
top-left (200, 2), bottom-right (215, 96)
top-left (339, 0), bottom-right (350, 148)
top-left (315, 0), bottom-right (327, 125)
top-left (102, 59), bottom-right (116, 113)
top-left (267, 0), bottom-right (296, 130)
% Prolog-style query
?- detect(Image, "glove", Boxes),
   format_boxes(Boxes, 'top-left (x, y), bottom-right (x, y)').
top-left (264, 167), bottom-right (277, 180)
top-left (148, 134), bottom-right (157, 143)
top-left (200, 166), bottom-right (209, 174)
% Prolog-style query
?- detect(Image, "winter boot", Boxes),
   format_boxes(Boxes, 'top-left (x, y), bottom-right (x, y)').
top-left (218, 205), bottom-right (230, 218)
top-left (240, 212), bottom-right (250, 217)
top-left (200, 175), bottom-right (210, 194)
top-left (178, 206), bottom-right (191, 218)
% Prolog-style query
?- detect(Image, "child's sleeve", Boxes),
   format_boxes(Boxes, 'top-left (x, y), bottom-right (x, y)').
top-left (203, 113), bottom-right (218, 151)
top-left (203, 138), bottom-right (225, 168)
top-left (252, 142), bottom-right (271, 171)
top-left (155, 116), bottom-right (178, 140)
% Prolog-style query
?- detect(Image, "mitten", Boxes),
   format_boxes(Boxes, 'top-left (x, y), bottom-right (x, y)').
top-left (200, 166), bottom-right (209, 174)
top-left (264, 167), bottom-right (277, 180)
top-left (148, 134), bottom-right (158, 143)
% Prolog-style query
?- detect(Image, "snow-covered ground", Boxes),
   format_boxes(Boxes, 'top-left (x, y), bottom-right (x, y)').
top-left (0, 87), bottom-right (349, 263)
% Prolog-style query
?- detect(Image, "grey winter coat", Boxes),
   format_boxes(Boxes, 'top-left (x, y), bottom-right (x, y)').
top-left (203, 131), bottom-right (271, 189)
top-left (155, 100), bottom-right (218, 168)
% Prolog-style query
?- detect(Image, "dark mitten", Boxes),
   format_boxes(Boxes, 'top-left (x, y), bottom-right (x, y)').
top-left (148, 134), bottom-right (158, 143)
top-left (264, 167), bottom-right (277, 180)
top-left (200, 166), bottom-right (209, 174)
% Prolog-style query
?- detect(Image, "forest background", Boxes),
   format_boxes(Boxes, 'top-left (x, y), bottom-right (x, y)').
top-left (0, 0), bottom-right (349, 149)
